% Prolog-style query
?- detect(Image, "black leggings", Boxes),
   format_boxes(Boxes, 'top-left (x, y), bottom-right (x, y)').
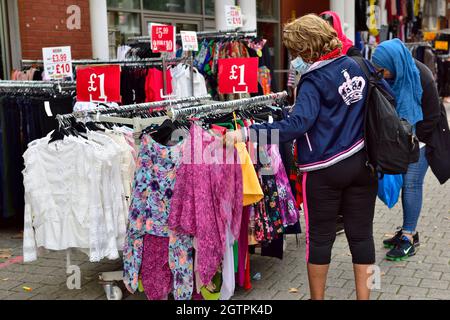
top-left (303, 151), bottom-right (377, 265)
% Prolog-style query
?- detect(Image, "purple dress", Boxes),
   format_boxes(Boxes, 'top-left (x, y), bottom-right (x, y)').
top-left (267, 144), bottom-right (300, 226)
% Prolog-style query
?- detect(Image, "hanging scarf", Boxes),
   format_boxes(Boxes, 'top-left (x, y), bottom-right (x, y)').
top-left (372, 39), bottom-right (423, 126)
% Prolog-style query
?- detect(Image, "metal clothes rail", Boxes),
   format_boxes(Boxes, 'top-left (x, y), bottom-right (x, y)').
top-left (22, 57), bottom-right (186, 66)
top-left (0, 80), bottom-right (77, 92)
top-left (127, 29), bottom-right (258, 43)
top-left (56, 94), bottom-right (212, 122)
top-left (169, 91), bottom-right (288, 120)
top-left (22, 56), bottom-right (195, 98)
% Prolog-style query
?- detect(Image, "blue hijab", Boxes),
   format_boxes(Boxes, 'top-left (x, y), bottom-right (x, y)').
top-left (372, 39), bottom-right (423, 126)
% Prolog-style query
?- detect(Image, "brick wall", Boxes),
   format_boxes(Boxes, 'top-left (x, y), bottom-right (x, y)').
top-left (18, 0), bottom-right (93, 59)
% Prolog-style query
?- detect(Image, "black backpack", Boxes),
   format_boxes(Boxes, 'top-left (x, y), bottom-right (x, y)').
top-left (353, 57), bottom-right (420, 176)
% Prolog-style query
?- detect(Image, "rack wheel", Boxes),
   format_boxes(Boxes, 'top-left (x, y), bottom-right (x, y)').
top-left (103, 283), bottom-right (123, 300)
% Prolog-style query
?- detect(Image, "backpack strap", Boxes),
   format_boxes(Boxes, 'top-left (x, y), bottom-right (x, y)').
top-left (351, 56), bottom-right (378, 178)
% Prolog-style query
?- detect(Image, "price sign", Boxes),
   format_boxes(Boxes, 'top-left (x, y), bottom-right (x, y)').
top-left (225, 5), bottom-right (243, 28)
top-left (180, 31), bottom-right (198, 52)
top-left (151, 24), bottom-right (176, 53)
top-left (435, 40), bottom-right (449, 51)
top-left (76, 65), bottom-right (121, 103)
top-left (218, 58), bottom-right (259, 94)
top-left (42, 46), bottom-right (73, 80)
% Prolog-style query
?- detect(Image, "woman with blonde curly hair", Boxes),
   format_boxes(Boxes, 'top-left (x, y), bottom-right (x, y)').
top-left (227, 14), bottom-right (392, 300)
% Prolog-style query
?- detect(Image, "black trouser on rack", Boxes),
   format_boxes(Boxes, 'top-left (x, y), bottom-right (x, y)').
top-left (302, 150), bottom-right (377, 265)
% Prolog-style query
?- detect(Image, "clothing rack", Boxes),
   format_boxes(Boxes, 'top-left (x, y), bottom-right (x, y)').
top-left (0, 80), bottom-right (77, 92)
top-left (57, 94), bottom-right (212, 141)
top-left (57, 94), bottom-right (211, 121)
top-left (22, 56), bottom-right (194, 98)
top-left (169, 91), bottom-right (288, 120)
top-left (22, 57), bottom-right (186, 67)
top-left (54, 94), bottom-right (209, 299)
top-left (405, 41), bottom-right (433, 47)
top-left (127, 29), bottom-right (258, 43)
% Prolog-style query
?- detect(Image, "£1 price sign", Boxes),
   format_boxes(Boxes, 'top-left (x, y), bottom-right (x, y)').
top-left (218, 58), bottom-right (259, 94)
top-left (42, 46), bottom-right (73, 80)
top-left (151, 24), bottom-right (176, 53)
top-left (76, 65), bottom-right (121, 103)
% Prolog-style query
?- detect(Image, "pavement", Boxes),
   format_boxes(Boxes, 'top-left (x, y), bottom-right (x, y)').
top-left (0, 106), bottom-right (449, 301)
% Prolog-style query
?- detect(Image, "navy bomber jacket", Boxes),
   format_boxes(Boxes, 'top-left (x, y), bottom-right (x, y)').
top-left (250, 55), bottom-right (391, 172)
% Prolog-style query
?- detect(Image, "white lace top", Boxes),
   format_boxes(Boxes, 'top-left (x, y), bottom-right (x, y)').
top-left (23, 130), bottom-right (135, 263)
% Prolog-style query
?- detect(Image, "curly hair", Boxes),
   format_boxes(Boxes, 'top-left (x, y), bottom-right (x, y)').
top-left (283, 14), bottom-right (343, 63)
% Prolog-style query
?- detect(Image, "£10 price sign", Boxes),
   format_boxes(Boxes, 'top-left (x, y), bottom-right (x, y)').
top-left (151, 24), bottom-right (176, 53)
top-left (225, 5), bottom-right (243, 28)
top-left (42, 46), bottom-right (73, 80)
top-left (180, 31), bottom-right (198, 52)
top-left (218, 58), bottom-right (259, 94)
top-left (76, 65), bottom-right (121, 103)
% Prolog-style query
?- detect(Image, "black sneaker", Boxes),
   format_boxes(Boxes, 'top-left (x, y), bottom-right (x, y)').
top-left (386, 235), bottom-right (416, 261)
top-left (383, 229), bottom-right (420, 249)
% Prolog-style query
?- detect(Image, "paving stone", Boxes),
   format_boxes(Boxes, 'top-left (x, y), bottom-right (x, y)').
top-left (272, 290), bottom-right (303, 300)
top-left (398, 285), bottom-right (429, 297)
top-left (0, 280), bottom-right (24, 291)
top-left (373, 283), bottom-right (401, 294)
top-left (324, 287), bottom-right (352, 299)
top-left (10, 282), bottom-right (43, 293)
top-left (430, 264), bottom-right (450, 273)
top-left (392, 276), bottom-right (421, 287)
top-left (413, 270), bottom-right (442, 280)
top-left (419, 279), bottom-right (449, 290)
top-left (3, 292), bottom-right (37, 300)
top-left (244, 289), bottom-right (277, 300)
top-left (427, 288), bottom-right (450, 300)
top-left (378, 293), bottom-right (410, 300)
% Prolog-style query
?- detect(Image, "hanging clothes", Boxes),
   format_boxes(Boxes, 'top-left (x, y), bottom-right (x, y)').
top-left (22, 127), bottom-right (135, 262)
top-left (170, 64), bottom-right (208, 98)
top-left (123, 132), bottom-right (187, 294)
top-left (168, 124), bottom-right (243, 287)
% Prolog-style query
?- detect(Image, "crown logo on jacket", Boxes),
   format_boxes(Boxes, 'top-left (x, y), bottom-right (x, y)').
top-left (338, 70), bottom-right (366, 106)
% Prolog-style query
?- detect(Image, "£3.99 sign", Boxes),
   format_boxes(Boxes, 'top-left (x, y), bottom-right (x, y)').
top-left (42, 46), bottom-right (73, 80)
top-left (151, 24), bottom-right (176, 53)
top-left (76, 65), bottom-right (121, 103)
top-left (218, 58), bottom-right (259, 94)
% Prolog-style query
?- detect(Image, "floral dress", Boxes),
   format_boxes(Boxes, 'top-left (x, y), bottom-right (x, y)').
top-left (253, 147), bottom-right (284, 243)
top-left (123, 134), bottom-right (194, 300)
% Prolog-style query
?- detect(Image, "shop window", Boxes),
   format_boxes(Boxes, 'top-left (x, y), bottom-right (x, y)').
top-left (143, 0), bottom-right (202, 14)
top-left (205, 0), bottom-right (215, 16)
top-left (108, 11), bottom-right (141, 58)
top-left (257, 0), bottom-right (277, 20)
top-left (107, 0), bottom-right (140, 10)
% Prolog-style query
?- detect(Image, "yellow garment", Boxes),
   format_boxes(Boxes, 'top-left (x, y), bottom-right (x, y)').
top-left (235, 142), bottom-right (263, 206)
top-left (369, 0), bottom-right (379, 36)
top-left (414, 0), bottom-right (420, 17)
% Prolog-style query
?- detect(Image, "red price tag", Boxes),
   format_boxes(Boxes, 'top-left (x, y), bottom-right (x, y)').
top-left (55, 63), bottom-right (71, 74)
top-left (218, 58), bottom-right (259, 94)
top-left (76, 65), bottom-right (121, 103)
top-left (151, 24), bottom-right (176, 53)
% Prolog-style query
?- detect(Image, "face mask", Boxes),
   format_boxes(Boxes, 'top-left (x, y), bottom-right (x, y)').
top-left (291, 57), bottom-right (312, 75)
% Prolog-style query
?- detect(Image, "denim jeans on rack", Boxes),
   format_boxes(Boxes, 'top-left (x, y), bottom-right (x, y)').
top-left (402, 147), bottom-right (429, 234)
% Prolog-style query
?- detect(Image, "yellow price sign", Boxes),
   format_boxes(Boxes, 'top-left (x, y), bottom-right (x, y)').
top-left (423, 32), bottom-right (437, 41)
top-left (435, 40), bottom-right (449, 51)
